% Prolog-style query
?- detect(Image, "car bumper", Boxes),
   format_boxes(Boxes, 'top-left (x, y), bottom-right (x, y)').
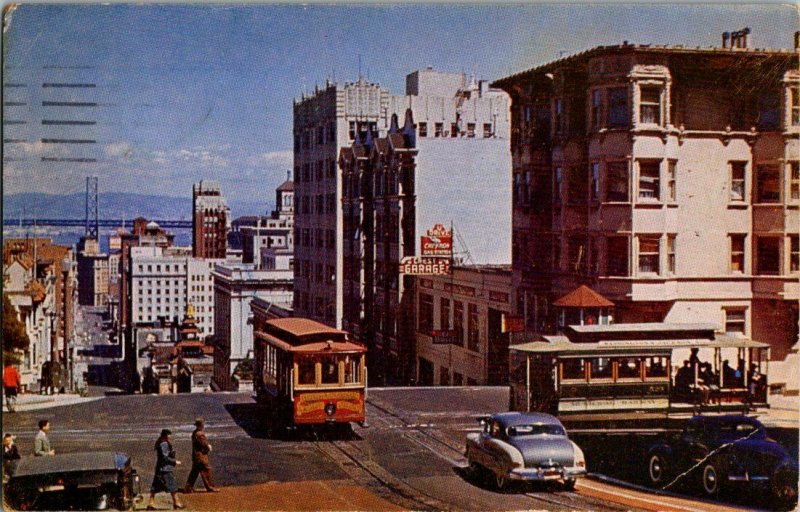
top-left (508, 466), bottom-right (587, 481)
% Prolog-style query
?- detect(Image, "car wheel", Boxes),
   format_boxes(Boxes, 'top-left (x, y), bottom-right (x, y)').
top-left (562, 479), bottom-right (576, 492)
top-left (771, 471), bottom-right (798, 510)
top-left (648, 454), bottom-right (668, 486)
top-left (701, 463), bottom-right (721, 496)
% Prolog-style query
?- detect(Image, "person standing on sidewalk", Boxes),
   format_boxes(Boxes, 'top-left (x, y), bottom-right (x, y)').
top-left (3, 433), bottom-right (21, 481)
top-left (183, 418), bottom-right (219, 493)
top-left (147, 429), bottom-right (184, 510)
top-left (4, 362), bottom-right (21, 412)
top-left (34, 419), bottom-right (56, 456)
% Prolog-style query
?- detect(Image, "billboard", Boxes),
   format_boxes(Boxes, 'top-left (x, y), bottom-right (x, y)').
top-left (430, 329), bottom-right (458, 345)
top-left (420, 223), bottom-right (452, 257)
top-left (398, 256), bottom-right (451, 275)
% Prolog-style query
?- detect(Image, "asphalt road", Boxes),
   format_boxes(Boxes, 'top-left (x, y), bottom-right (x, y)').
top-left (5, 388), bottom-right (782, 511)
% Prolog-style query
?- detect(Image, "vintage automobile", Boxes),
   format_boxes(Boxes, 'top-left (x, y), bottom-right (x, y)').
top-left (646, 415), bottom-right (798, 507)
top-left (465, 412), bottom-right (587, 490)
top-left (5, 451), bottom-right (140, 510)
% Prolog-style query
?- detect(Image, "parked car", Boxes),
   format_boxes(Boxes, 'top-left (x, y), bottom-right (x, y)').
top-left (465, 412), bottom-right (587, 490)
top-left (5, 451), bottom-right (140, 510)
top-left (646, 415), bottom-right (798, 508)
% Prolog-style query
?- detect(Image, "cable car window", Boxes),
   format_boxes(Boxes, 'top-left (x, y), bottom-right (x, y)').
top-left (343, 355), bottom-right (359, 384)
top-left (298, 356), bottom-right (316, 385)
top-left (561, 358), bottom-right (586, 381)
top-left (645, 356), bottom-right (669, 378)
top-left (589, 357), bottom-right (613, 380)
top-left (617, 357), bottom-right (641, 379)
top-left (321, 356), bottom-right (339, 384)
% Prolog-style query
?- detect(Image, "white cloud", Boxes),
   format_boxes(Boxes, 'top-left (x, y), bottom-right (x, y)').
top-left (105, 142), bottom-right (134, 159)
top-left (249, 150), bottom-right (293, 168)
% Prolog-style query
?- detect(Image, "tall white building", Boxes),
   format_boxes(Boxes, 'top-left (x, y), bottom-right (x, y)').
top-left (129, 246), bottom-right (222, 338)
top-left (293, 68), bottom-right (511, 329)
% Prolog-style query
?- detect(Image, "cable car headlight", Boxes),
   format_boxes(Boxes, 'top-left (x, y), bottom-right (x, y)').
top-left (325, 402), bottom-right (337, 416)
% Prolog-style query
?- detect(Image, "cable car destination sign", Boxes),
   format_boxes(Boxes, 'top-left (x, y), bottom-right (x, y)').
top-left (399, 224), bottom-right (453, 275)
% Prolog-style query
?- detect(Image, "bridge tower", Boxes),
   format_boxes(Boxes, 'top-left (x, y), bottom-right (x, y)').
top-left (85, 176), bottom-right (99, 238)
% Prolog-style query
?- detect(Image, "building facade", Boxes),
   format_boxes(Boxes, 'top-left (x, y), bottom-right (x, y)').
top-left (293, 69), bottom-right (512, 331)
top-left (211, 261), bottom-right (293, 391)
top-left (193, 180), bottom-right (230, 259)
top-left (416, 265), bottom-right (513, 386)
top-left (77, 236), bottom-right (110, 307)
top-left (493, 36), bottom-right (800, 360)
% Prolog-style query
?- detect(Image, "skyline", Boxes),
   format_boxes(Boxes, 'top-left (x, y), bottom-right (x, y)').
top-left (3, 3), bottom-right (797, 203)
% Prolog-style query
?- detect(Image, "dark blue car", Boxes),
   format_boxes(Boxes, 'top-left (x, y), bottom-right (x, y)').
top-left (646, 415), bottom-right (797, 508)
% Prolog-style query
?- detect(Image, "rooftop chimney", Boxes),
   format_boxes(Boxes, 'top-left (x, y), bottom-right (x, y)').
top-left (728, 27), bottom-right (751, 49)
top-left (722, 31), bottom-right (730, 49)
top-left (795, 31), bottom-right (800, 50)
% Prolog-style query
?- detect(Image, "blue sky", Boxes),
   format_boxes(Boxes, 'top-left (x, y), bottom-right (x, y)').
top-left (3, 4), bottom-right (797, 205)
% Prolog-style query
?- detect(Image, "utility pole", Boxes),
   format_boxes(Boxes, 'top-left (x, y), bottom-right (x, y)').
top-left (85, 176), bottom-right (99, 239)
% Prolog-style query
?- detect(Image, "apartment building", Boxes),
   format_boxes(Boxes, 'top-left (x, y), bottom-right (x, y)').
top-left (129, 246), bottom-right (220, 339)
top-left (493, 33), bottom-right (800, 359)
top-left (293, 69), bottom-right (511, 333)
top-left (77, 236), bottom-right (110, 307)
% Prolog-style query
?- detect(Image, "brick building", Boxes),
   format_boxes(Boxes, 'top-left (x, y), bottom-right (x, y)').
top-left (493, 34), bottom-right (800, 360)
top-left (193, 180), bottom-right (230, 259)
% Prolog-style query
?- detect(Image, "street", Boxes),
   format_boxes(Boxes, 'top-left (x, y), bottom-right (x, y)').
top-left (3, 387), bottom-right (783, 511)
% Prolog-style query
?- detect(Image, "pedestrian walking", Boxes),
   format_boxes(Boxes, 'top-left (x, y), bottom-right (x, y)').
top-left (183, 418), bottom-right (219, 493)
top-left (4, 362), bottom-right (21, 412)
top-left (3, 433), bottom-right (21, 482)
top-left (147, 429), bottom-right (184, 510)
top-left (34, 419), bottom-right (55, 456)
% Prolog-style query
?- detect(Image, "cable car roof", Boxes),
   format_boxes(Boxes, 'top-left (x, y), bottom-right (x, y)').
top-left (511, 335), bottom-right (768, 355)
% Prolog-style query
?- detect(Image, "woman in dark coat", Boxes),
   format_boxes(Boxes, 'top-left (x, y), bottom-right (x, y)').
top-left (147, 429), bottom-right (184, 510)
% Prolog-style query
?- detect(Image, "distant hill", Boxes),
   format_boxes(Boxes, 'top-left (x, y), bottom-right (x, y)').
top-left (4, 192), bottom-right (269, 221)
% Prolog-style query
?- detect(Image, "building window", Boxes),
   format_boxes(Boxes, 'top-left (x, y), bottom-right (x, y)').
top-left (756, 237), bottom-right (780, 275)
top-left (758, 93), bottom-right (780, 130)
top-left (591, 89), bottom-right (602, 129)
top-left (637, 235), bottom-right (660, 275)
top-left (790, 234), bottom-right (800, 273)
top-left (756, 165), bottom-right (780, 203)
top-left (434, 122), bottom-right (443, 137)
top-left (639, 86), bottom-right (662, 125)
top-left (568, 236), bottom-right (587, 274)
top-left (349, 121), bottom-right (356, 140)
top-left (607, 87), bottom-right (628, 128)
top-left (418, 293), bottom-right (433, 334)
top-left (789, 162), bottom-right (799, 201)
top-left (590, 163), bottom-right (600, 202)
top-left (466, 123), bottom-right (475, 138)
top-left (418, 122), bottom-right (427, 138)
top-left (453, 301), bottom-right (464, 346)
top-left (467, 303), bottom-right (479, 352)
top-left (554, 98), bottom-right (564, 133)
top-left (483, 123), bottom-right (492, 138)
top-left (638, 160), bottom-right (661, 201)
top-left (450, 122), bottom-right (459, 137)
top-left (724, 308), bottom-right (746, 335)
top-left (666, 160), bottom-right (676, 202)
top-left (790, 86), bottom-right (800, 127)
top-left (730, 161), bottom-right (746, 202)
top-left (554, 167), bottom-right (563, 205)
top-left (453, 372), bottom-right (463, 386)
top-left (607, 161), bottom-right (629, 202)
top-left (667, 234), bottom-right (676, 275)
top-left (440, 297), bottom-right (451, 330)
top-left (730, 234), bottom-right (746, 273)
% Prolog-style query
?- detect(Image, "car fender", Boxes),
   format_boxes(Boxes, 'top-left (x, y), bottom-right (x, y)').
top-left (484, 437), bottom-right (524, 475)
top-left (647, 441), bottom-right (673, 460)
top-left (569, 440), bottom-right (586, 468)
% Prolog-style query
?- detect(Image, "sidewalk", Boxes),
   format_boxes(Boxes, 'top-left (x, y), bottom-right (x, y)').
top-left (761, 394), bottom-right (800, 428)
top-left (135, 481), bottom-right (403, 511)
top-left (5, 392), bottom-right (102, 413)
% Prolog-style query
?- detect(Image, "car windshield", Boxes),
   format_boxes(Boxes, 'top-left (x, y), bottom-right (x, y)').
top-left (508, 424), bottom-right (566, 437)
top-left (715, 421), bottom-right (766, 441)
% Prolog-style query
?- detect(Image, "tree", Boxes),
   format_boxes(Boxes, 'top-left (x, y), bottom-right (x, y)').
top-left (3, 293), bottom-right (29, 365)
